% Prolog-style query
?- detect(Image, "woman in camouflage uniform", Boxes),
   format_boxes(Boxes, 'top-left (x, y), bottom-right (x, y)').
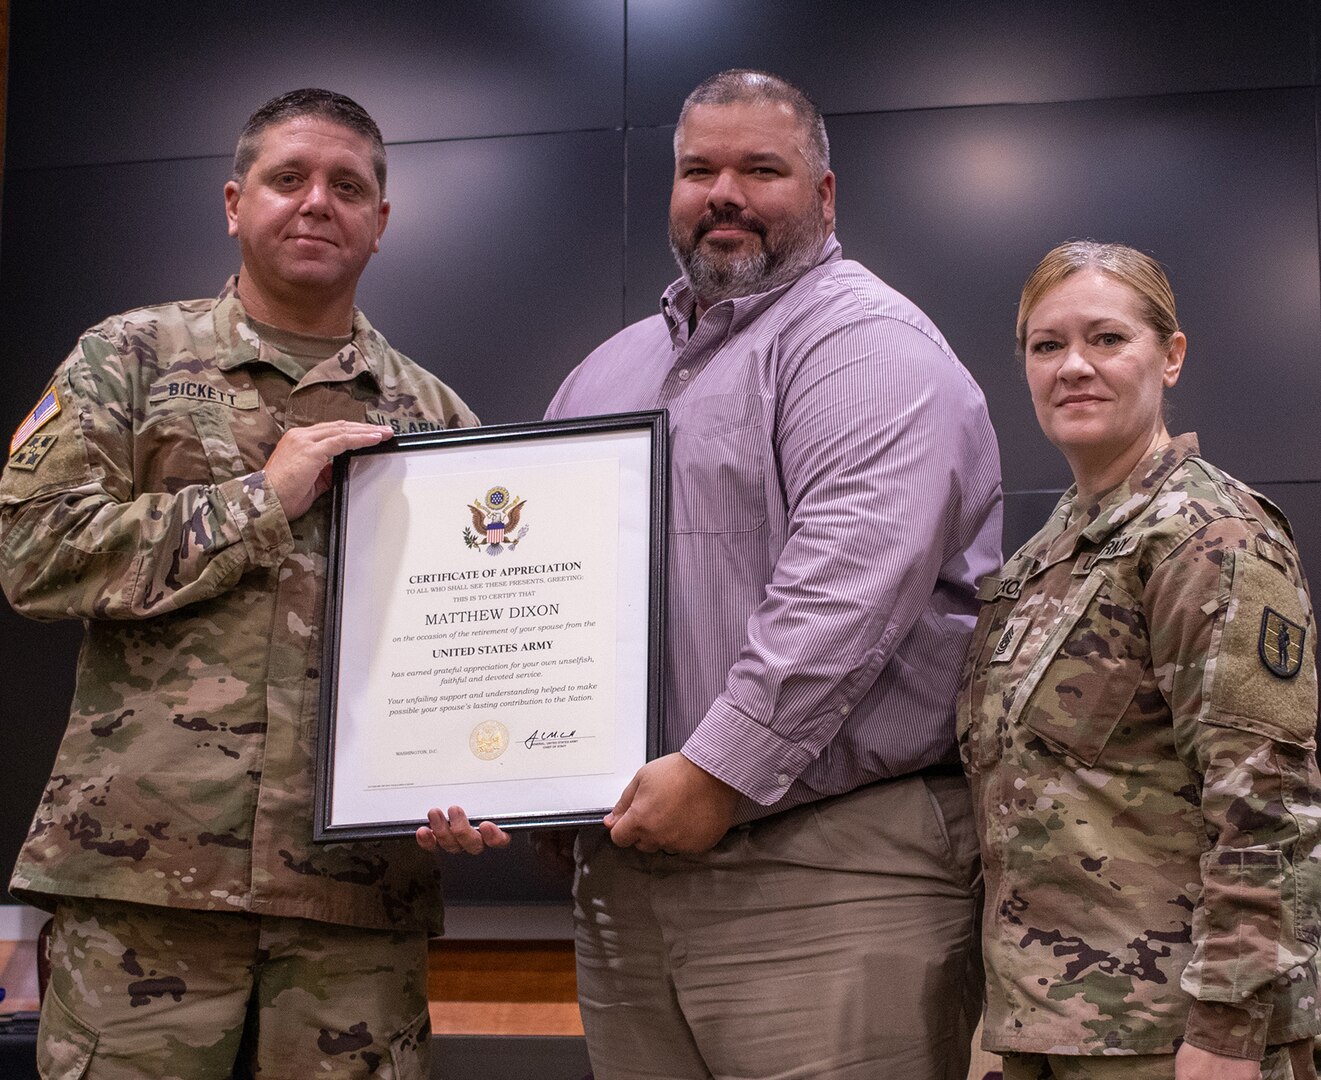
top-left (960, 241), bottom-right (1321, 1080)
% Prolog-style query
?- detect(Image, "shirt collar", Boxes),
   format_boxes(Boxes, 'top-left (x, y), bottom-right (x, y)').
top-left (1076, 432), bottom-right (1202, 545)
top-left (1012, 433), bottom-right (1203, 580)
top-left (1022, 433), bottom-right (1202, 576)
top-left (210, 275), bottom-right (387, 391)
top-left (659, 233), bottom-right (843, 337)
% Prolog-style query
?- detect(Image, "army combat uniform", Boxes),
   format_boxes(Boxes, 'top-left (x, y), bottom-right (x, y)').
top-left (959, 434), bottom-right (1321, 1071)
top-left (0, 280), bottom-right (476, 1077)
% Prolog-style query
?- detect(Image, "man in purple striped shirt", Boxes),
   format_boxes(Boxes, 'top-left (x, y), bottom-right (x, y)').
top-left (547, 70), bottom-right (1002, 1079)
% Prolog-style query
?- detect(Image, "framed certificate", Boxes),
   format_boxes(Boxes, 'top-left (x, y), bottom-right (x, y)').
top-left (314, 411), bottom-right (667, 840)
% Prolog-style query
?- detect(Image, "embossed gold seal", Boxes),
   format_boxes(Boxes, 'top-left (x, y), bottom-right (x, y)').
top-left (469, 720), bottom-right (510, 760)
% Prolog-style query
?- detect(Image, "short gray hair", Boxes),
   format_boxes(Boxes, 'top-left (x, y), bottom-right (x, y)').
top-left (675, 69), bottom-right (830, 183)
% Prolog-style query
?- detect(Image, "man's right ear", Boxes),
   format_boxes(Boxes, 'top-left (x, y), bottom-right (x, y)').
top-left (224, 180), bottom-right (242, 238)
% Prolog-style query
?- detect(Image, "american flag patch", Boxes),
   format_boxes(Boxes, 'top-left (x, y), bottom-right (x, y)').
top-left (10, 388), bottom-right (60, 455)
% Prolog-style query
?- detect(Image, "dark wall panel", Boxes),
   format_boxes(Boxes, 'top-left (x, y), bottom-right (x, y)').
top-left (0, 157), bottom-right (235, 433)
top-left (827, 89), bottom-right (1321, 493)
top-left (1002, 490), bottom-right (1068, 558)
top-left (628, 0), bottom-right (1313, 124)
top-left (623, 125), bottom-right (680, 323)
top-left (1258, 482), bottom-right (1321, 584)
top-left (438, 832), bottom-right (572, 904)
top-left (354, 130), bottom-right (625, 424)
top-left (6, 0), bottom-right (624, 170)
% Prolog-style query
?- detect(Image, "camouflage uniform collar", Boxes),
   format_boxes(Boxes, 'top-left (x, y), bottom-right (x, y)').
top-left (996, 497), bottom-right (1071, 587)
top-left (211, 276), bottom-right (386, 391)
top-left (1014, 434), bottom-right (1202, 578)
top-left (1075, 432), bottom-right (1201, 546)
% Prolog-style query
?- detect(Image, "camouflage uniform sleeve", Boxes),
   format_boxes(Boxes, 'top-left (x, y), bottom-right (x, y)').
top-left (0, 331), bottom-right (294, 621)
top-left (1149, 519), bottom-right (1321, 1059)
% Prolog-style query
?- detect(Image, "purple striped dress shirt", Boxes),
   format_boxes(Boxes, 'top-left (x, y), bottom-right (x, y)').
top-left (547, 236), bottom-right (1002, 818)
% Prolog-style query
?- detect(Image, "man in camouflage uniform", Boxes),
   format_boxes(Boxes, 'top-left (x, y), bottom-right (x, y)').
top-left (960, 434), bottom-right (1321, 1078)
top-left (0, 89), bottom-right (483, 1078)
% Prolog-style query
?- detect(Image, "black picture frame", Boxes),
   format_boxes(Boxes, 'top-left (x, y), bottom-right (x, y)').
top-left (314, 411), bottom-right (667, 841)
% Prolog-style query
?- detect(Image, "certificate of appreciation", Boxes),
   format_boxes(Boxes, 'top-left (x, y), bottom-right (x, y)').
top-left (315, 412), bottom-right (666, 839)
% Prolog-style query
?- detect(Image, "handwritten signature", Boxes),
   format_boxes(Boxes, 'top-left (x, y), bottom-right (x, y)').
top-left (524, 729), bottom-right (578, 750)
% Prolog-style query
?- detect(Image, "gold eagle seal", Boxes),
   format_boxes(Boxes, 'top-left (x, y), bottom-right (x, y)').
top-left (469, 720), bottom-right (510, 760)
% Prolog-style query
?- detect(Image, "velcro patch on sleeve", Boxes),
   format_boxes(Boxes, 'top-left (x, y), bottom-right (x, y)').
top-left (1207, 549), bottom-right (1318, 746)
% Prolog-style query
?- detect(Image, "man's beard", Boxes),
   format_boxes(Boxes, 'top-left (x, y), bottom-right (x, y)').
top-left (669, 207), bottom-right (826, 307)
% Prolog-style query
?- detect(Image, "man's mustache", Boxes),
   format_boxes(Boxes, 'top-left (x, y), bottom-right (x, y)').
top-left (694, 211), bottom-right (767, 241)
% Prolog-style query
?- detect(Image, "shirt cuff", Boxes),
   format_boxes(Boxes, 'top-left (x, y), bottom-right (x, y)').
top-left (1182, 998), bottom-right (1272, 1060)
top-left (221, 471), bottom-right (294, 568)
top-left (681, 697), bottom-right (819, 805)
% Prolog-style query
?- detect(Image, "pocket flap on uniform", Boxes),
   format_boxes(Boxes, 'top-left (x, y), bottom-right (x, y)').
top-left (37, 981), bottom-right (99, 1079)
top-left (1011, 569), bottom-right (1147, 767)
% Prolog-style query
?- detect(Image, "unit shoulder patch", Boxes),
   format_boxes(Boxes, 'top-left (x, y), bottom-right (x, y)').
top-left (1260, 607), bottom-right (1305, 679)
top-left (7, 432), bottom-right (58, 472)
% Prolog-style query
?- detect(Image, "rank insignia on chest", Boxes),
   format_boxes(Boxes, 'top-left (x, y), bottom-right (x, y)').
top-left (1259, 607), bottom-right (1305, 678)
top-left (991, 618), bottom-right (1031, 663)
top-left (7, 432), bottom-right (57, 472)
top-left (10, 388), bottom-right (60, 454)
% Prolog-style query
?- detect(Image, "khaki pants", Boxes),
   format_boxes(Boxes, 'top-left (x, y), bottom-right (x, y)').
top-left (573, 772), bottom-right (983, 1080)
top-left (38, 897), bottom-right (430, 1080)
